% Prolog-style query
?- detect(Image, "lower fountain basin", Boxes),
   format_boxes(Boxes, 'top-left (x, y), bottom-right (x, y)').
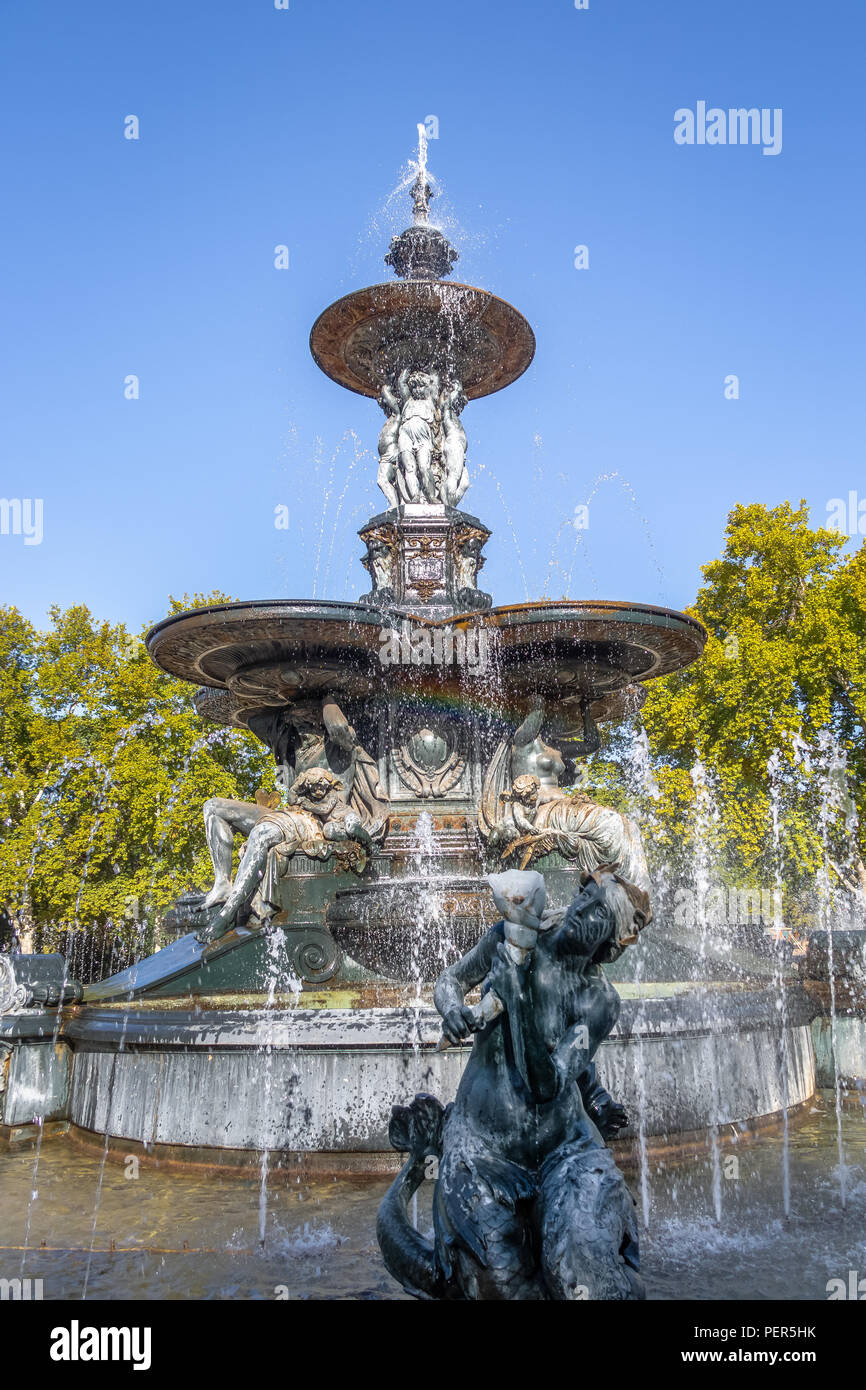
top-left (0, 986), bottom-right (819, 1170)
top-left (2, 1091), bottom-right (863, 1301)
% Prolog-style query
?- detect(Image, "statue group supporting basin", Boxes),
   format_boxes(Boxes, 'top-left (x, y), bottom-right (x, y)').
top-left (377, 867), bottom-right (650, 1300)
top-left (377, 371), bottom-right (469, 509)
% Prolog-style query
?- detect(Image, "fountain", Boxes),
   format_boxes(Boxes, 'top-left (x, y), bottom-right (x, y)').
top-left (0, 137), bottom-right (859, 1261)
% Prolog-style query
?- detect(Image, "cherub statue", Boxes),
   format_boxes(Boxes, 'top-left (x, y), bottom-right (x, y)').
top-left (488, 772), bottom-right (544, 857)
top-left (480, 707), bottom-right (649, 887)
top-left (246, 697), bottom-right (389, 843)
top-left (396, 367), bottom-right (441, 503)
top-left (439, 381), bottom-right (468, 506)
top-left (377, 867), bottom-right (651, 1301)
top-left (376, 388), bottom-right (403, 508)
top-left (197, 767), bottom-right (373, 944)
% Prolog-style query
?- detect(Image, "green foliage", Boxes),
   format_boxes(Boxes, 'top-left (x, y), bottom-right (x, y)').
top-left (0, 594), bottom-right (271, 945)
top-left (2, 503), bottom-right (862, 952)
top-left (584, 502), bottom-right (866, 914)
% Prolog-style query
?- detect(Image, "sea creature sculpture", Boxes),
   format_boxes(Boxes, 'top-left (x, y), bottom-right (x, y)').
top-left (377, 868), bottom-right (650, 1300)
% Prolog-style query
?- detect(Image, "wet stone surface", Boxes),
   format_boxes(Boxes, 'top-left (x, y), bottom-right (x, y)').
top-left (0, 1092), bottom-right (863, 1301)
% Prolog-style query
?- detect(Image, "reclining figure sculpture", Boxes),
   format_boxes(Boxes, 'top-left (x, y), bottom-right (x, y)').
top-left (480, 707), bottom-right (649, 887)
top-left (377, 867), bottom-right (650, 1300)
top-left (186, 696), bottom-right (388, 944)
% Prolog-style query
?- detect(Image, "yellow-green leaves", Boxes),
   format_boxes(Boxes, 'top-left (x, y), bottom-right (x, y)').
top-left (0, 596), bottom-right (271, 945)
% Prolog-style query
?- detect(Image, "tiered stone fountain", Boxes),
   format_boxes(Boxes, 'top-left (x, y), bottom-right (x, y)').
top-left (0, 151), bottom-right (823, 1171)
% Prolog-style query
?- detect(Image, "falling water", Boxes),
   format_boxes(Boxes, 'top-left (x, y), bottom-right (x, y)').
top-left (415, 122), bottom-right (428, 191)
top-left (407, 811), bottom-right (442, 997)
top-left (339, 500), bottom-right (381, 598)
top-left (312, 430), bottom-right (369, 598)
top-left (474, 460), bottom-right (530, 600)
top-left (81, 1005), bottom-right (134, 1300)
top-left (258, 899), bottom-right (304, 1248)
top-left (18, 1115), bottom-right (44, 1278)
top-left (815, 731), bottom-right (850, 1209)
top-left (322, 432), bottom-right (376, 595)
top-left (767, 750), bottom-right (792, 1218)
top-left (549, 470), bottom-right (668, 604)
top-left (690, 760), bottom-right (724, 1222)
top-left (617, 719), bottom-right (663, 1224)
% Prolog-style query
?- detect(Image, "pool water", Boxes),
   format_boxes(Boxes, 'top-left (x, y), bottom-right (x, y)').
top-left (1, 1091), bottom-right (863, 1301)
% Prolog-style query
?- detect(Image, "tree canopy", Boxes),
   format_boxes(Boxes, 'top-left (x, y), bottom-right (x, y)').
top-left (0, 593), bottom-right (270, 957)
top-left (587, 501), bottom-right (865, 928)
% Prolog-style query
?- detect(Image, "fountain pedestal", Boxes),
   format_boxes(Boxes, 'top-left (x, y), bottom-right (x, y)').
top-left (359, 505), bottom-right (491, 614)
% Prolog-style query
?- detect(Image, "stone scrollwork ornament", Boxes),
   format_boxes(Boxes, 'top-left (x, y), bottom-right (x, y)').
top-left (0, 953), bottom-right (82, 1014)
top-left (292, 930), bottom-right (341, 985)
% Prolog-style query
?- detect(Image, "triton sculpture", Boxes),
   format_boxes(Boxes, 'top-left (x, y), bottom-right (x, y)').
top-left (377, 867), bottom-right (650, 1300)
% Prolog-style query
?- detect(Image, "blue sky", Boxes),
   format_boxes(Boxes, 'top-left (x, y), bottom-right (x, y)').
top-left (1, 0), bottom-right (864, 634)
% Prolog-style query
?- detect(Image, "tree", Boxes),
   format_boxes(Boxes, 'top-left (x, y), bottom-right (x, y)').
top-left (586, 502), bottom-right (865, 929)
top-left (0, 594), bottom-right (271, 963)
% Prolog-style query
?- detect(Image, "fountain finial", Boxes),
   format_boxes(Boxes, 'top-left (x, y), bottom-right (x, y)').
top-left (384, 126), bottom-right (458, 281)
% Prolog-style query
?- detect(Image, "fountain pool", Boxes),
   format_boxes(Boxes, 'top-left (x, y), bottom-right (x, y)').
top-left (0, 1092), bottom-right (862, 1300)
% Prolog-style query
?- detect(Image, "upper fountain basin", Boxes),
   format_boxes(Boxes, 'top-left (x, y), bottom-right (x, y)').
top-left (309, 280), bottom-right (536, 399)
top-left (146, 597), bottom-right (706, 723)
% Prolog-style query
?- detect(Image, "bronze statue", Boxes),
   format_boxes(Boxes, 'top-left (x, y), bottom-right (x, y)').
top-left (197, 698), bottom-right (388, 942)
top-left (247, 696), bottom-right (389, 841)
top-left (197, 766), bottom-right (373, 943)
top-left (479, 708), bottom-right (649, 886)
top-left (377, 868), bottom-right (650, 1300)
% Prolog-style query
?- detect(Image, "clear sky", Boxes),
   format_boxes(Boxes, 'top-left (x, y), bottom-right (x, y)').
top-left (1, 0), bottom-right (864, 634)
